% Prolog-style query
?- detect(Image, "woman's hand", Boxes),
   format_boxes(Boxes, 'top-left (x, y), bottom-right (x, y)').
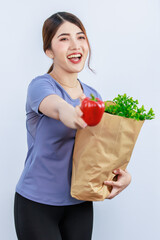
top-left (59, 93), bottom-right (87, 129)
top-left (104, 169), bottom-right (132, 199)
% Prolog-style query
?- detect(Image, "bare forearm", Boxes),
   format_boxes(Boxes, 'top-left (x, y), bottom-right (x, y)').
top-left (39, 94), bottom-right (67, 120)
top-left (39, 94), bottom-right (87, 129)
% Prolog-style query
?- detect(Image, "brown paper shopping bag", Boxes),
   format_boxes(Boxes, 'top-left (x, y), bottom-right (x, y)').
top-left (71, 110), bottom-right (144, 201)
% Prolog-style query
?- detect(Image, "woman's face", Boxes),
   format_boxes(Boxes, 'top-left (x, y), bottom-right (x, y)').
top-left (47, 21), bottom-right (89, 73)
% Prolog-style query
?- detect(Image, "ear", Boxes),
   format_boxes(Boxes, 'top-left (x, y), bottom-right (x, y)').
top-left (45, 49), bottom-right (54, 59)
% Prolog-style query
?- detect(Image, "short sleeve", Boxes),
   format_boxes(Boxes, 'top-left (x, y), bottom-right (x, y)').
top-left (92, 88), bottom-right (103, 101)
top-left (27, 76), bottom-right (56, 116)
top-left (96, 91), bottom-right (103, 101)
top-left (82, 81), bottom-right (103, 102)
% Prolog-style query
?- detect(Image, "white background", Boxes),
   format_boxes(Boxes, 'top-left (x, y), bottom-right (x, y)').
top-left (0, 0), bottom-right (160, 239)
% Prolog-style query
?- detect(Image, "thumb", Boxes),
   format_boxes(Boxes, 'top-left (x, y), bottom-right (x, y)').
top-left (79, 93), bottom-right (86, 104)
top-left (112, 169), bottom-right (123, 175)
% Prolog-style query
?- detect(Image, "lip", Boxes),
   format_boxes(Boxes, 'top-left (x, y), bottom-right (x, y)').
top-left (67, 52), bottom-right (82, 57)
top-left (67, 57), bottom-right (82, 64)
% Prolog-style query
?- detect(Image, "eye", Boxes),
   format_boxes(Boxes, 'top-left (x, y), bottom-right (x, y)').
top-left (79, 36), bottom-right (86, 40)
top-left (60, 36), bottom-right (86, 41)
top-left (60, 38), bottom-right (68, 41)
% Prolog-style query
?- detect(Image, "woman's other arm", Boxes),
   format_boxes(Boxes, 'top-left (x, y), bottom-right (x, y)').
top-left (104, 169), bottom-right (132, 199)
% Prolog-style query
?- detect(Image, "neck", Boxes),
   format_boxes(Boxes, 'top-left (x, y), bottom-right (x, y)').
top-left (49, 67), bottom-right (78, 87)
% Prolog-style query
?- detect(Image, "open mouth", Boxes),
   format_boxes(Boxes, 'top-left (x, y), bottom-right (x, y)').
top-left (67, 54), bottom-right (82, 63)
top-left (67, 54), bottom-right (82, 60)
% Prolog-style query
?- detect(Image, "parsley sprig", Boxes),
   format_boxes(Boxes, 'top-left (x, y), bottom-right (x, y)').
top-left (104, 94), bottom-right (155, 120)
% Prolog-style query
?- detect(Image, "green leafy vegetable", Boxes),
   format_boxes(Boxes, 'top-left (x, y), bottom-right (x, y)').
top-left (104, 93), bottom-right (155, 120)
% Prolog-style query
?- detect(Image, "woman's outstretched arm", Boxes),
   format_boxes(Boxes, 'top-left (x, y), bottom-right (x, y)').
top-left (39, 93), bottom-right (87, 129)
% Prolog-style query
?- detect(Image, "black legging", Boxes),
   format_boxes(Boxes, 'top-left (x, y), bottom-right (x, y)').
top-left (14, 192), bottom-right (93, 240)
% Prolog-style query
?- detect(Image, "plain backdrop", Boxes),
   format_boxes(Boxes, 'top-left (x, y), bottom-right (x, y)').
top-left (0, 0), bottom-right (160, 239)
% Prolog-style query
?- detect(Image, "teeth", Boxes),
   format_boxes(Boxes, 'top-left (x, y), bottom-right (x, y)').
top-left (67, 54), bottom-right (82, 59)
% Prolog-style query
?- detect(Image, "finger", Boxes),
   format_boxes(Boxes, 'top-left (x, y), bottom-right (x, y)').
top-left (104, 180), bottom-right (121, 187)
top-left (79, 93), bottom-right (86, 102)
top-left (112, 168), bottom-right (124, 175)
top-left (74, 121), bottom-right (87, 129)
top-left (76, 117), bottom-right (87, 129)
top-left (75, 107), bottom-right (87, 128)
top-left (79, 94), bottom-right (86, 106)
top-left (74, 122), bottom-right (84, 130)
top-left (106, 189), bottom-right (120, 199)
top-left (75, 105), bottom-right (83, 117)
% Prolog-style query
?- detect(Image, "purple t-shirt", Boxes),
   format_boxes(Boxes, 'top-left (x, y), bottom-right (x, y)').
top-left (16, 73), bottom-right (103, 206)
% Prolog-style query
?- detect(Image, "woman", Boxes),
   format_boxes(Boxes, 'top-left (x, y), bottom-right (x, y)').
top-left (14, 12), bottom-right (131, 240)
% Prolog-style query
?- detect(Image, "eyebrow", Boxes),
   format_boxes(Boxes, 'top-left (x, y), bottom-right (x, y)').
top-left (57, 32), bottom-right (85, 38)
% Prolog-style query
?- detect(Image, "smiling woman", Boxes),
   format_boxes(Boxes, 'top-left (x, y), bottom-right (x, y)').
top-left (13, 11), bottom-right (131, 240)
top-left (13, 11), bottom-right (101, 240)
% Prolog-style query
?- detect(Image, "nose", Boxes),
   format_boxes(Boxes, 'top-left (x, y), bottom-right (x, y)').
top-left (69, 38), bottom-right (80, 49)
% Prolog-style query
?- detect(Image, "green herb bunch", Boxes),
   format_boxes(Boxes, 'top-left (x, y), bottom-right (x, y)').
top-left (104, 94), bottom-right (155, 120)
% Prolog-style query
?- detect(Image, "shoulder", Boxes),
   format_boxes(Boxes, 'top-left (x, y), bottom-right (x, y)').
top-left (27, 73), bottom-right (57, 100)
top-left (80, 81), bottom-right (103, 101)
top-left (27, 74), bottom-right (57, 96)
top-left (28, 73), bottom-right (55, 88)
